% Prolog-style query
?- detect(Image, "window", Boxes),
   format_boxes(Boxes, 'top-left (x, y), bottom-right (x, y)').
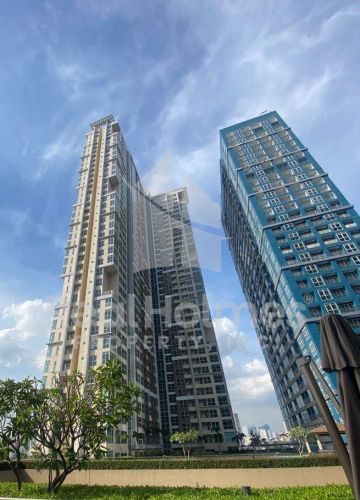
top-left (104, 309), bottom-right (112, 320)
top-left (324, 274), bottom-right (339, 284)
top-left (270, 197), bottom-right (281, 205)
top-left (301, 181), bottom-right (313, 189)
top-left (223, 420), bottom-right (234, 429)
top-left (332, 287), bottom-right (346, 298)
top-left (284, 223), bottom-right (295, 231)
top-left (352, 256), bottom-right (360, 265)
top-left (344, 270), bottom-right (358, 281)
top-left (316, 204), bottom-right (328, 213)
top-left (294, 242), bottom-right (306, 251)
top-left (337, 259), bottom-right (350, 268)
top-left (318, 262), bottom-right (332, 271)
top-left (103, 337), bottom-right (110, 349)
top-left (310, 196), bottom-right (324, 205)
top-left (311, 276), bottom-right (325, 287)
top-left (278, 214), bottom-right (290, 222)
top-left (90, 339), bottom-right (97, 350)
top-left (339, 301), bottom-right (355, 313)
top-left (318, 288), bottom-right (332, 301)
top-left (299, 253), bottom-right (311, 262)
top-left (309, 306), bottom-right (321, 317)
top-left (325, 303), bottom-right (339, 314)
top-left (305, 264), bottom-right (318, 274)
top-left (102, 351), bottom-right (111, 364)
top-left (323, 213), bottom-right (337, 221)
top-left (62, 360), bottom-right (71, 371)
top-left (289, 232), bottom-right (300, 240)
top-left (349, 317), bottom-right (360, 327)
top-left (344, 243), bottom-right (357, 253)
top-left (274, 205), bottom-right (285, 213)
top-left (337, 232), bottom-right (350, 242)
top-left (88, 355), bottom-right (97, 367)
top-left (305, 188), bottom-right (317, 196)
top-left (330, 222), bottom-right (342, 231)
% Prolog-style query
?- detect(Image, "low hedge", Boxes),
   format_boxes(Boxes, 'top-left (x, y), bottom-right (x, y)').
top-left (0, 483), bottom-right (353, 499)
top-left (0, 455), bottom-right (340, 471)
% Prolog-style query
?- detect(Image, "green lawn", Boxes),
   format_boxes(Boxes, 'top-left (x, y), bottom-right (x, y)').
top-left (0, 483), bottom-right (352, 499)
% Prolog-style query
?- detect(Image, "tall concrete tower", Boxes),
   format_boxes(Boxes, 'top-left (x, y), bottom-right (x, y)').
top-left (44, 115), bottom-right (236, 456)
top-left (220, 111), bottom-right (360, 444)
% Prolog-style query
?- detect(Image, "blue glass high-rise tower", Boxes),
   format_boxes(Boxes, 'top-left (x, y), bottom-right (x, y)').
top-left (220, 111), bottom-right (360, 434)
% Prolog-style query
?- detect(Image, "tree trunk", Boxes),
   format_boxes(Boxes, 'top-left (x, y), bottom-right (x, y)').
top-left (8, 461), bottom-right (21, 492)
top-left (49, 470), bottom-right (68, 493)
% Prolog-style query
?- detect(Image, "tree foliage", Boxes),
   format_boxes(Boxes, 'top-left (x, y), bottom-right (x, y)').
top-left (169, 430), bottom-right (199, 460)
top-left (232, 432), bottom-right (246, 448)
top-left (0, 361), bottom-right (139, 494)
top-left (28, 361), bottom-right (140, 493)
top-left (212, 425), bottom-right (224, 454)
top-left (289, 426), bottom-right (311, 456)
top-left (249, 431), bottom-right (262, 454)
top-left (0, 378), bottom-right (43, 491)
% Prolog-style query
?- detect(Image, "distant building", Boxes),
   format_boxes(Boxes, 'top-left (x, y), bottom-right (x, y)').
top-left (233, 413), bottom-right (241, 433)
top-left (258, 424), bottom-right (271, 441)
top-left (242, 425), bottom-right (249, 436)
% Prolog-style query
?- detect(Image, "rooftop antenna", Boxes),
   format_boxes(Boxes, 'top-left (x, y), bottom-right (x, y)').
top-left (259, 110), bottom-right (270, 115)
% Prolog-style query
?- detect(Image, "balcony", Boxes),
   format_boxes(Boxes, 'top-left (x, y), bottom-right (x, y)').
top-left (108, 169), bottom-right (119, 186)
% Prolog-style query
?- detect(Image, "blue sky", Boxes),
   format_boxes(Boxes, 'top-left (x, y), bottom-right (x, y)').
top-left (0, 0), bottom-right (360, 431)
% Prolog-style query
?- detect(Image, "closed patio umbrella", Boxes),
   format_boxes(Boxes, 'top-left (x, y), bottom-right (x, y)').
top-left (320, 313), bottom-right (360, 500)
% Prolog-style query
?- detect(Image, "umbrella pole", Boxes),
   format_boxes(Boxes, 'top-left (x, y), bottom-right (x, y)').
top-left (309, 358), bottom-right (343, 418)
top-left (297, 356), bottom-right (354, 492)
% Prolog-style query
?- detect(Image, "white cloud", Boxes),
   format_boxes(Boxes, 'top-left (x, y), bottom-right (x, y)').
top-left (0, 299), bottom-right (54, 374)
top-left (142, 3), bottom-right (347, 254)
top-left (37, 128), bottom-right (82, 179)
top-left (230, 371), bottom-right (273, 399)
top-left (292, 5), bottom-right (360, 50)
top-left (224, 356), bottom-right (273, 399)
top-left (213, 317), bottom-right (248, 356)
top-left (220, 352), bottom-right (283, 428)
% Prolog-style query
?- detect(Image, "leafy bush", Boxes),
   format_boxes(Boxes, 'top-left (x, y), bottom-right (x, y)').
top-left (0, 454), bottom-right (340, 470)
top-left (0, 482), bottom-right (352, 499)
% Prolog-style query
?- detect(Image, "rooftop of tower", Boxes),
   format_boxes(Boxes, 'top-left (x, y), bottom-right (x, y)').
top-left (150, 186), bottom-right (189, 203)
top-left (219, 110), bottom-right (281, 135)
top-left (90, 114), bottom-right (116, 129)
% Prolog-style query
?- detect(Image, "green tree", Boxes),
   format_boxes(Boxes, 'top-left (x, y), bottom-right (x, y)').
top-left (212, 425), bottom-right (224, 454)
top-left (289, 426), bottom-right (311, 456)
top-left (232, 432), bottom-right (246, 449)
top-left (169, 430), bottom-right (199, 459)
top-left (249, 431), bottom-right (262, 455)
top-left (0, 378), bottom-right (43, 492)
top-left (28, 361), bottom-right (139, 493)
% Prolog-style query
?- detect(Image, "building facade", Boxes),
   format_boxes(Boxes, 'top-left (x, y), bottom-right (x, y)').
top-left (43, 115), bottom-right (236, 456)
top-left (147, 188), bottom-right (236, 453)
top-left (220, 111), bottom-right (360, 433)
